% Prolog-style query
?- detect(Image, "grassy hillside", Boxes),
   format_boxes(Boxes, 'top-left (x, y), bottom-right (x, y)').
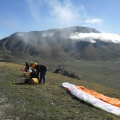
top-left (0, 50), bottom-right (120, 90)
top-left (0, 62), bottom-right (120, 120)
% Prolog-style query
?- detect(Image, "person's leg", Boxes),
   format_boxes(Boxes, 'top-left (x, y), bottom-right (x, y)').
top-left (39, 72), bottom-right (43, 83)
top-left (43, 71), bottom-right (47, 83)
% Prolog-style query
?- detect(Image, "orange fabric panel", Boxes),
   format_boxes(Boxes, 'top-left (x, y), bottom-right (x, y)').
top-left (76, 86), bottom-right (120, 108)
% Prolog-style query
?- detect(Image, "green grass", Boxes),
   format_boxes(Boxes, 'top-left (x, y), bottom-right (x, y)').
top-left (0, 62), bottom-right (120, 120)
top-left (0, 50), bottom-right (120, 89)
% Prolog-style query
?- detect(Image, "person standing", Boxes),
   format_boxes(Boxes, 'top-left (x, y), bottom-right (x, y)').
top-left (30, 63), bottom-right (48, 84)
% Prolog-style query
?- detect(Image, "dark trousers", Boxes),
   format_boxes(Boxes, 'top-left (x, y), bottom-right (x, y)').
top-left (39, 70), bottom-right (47, 83)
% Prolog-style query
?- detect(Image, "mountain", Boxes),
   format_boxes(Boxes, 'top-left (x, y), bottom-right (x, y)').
top-left (0, 26), bottom-right (120, 60)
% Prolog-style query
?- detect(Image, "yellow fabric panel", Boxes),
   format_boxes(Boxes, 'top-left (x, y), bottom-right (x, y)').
top-left (29, 78), bottom-right (39, 85)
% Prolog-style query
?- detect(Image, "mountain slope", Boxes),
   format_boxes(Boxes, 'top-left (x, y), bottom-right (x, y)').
top-left (0, 26), bottom-right (120, 60)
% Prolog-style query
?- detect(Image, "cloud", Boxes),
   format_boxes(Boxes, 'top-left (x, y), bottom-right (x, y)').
top-left (47, 0), bottom-right (84, 27)
top-left (85, 18), bottom-right (103, 24)
top-left (42, 32), bottom-right (54, 37)
top-left (69, 32), bottom-right (120, 43)
top-left (26, 0), bottom-right (42, 24)
top-left (26, 0), bottom-right (87, 28)
top-left (26, 0), bottom-right (105, 33)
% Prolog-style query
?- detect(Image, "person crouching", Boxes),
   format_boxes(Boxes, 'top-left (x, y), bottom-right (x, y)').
top-left (30, 63), bottom-right (48, 84)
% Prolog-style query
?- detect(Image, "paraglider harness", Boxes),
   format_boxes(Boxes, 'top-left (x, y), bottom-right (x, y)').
top-left (24, 68), bottom-right (39, 84)
top-left (22, 62), bottom-right (39, 84)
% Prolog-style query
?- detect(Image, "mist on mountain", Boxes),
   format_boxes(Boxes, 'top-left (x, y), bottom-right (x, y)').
top-left (0, 26), bottom-right (120, 61)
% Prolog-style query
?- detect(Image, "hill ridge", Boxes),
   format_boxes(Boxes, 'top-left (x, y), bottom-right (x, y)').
top-left (0, 26), bottom-right (120, 60)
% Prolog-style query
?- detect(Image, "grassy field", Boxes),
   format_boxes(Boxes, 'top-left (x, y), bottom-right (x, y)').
top-left (0, 62), bottom-right (120, 120)
top-left (45, 58), bottom-right (120, 90)
top-left (0, 50), bottom-right (120, 89)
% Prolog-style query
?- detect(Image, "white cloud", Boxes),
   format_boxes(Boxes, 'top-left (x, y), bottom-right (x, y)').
top-left (26, 0), bottom-right (87, 28)
top-left (26, 0), bottom-right (42, 24)
top-left (42, 32), bottom-right (54, 37)
top-left (48, 0), bottom-right (84, 27)
top-left (26, 0), bottom-right (106, 33)
top-left (85, 18), bottom-right (103, 24)
top-left (69, 32), bottom-right (120, 43)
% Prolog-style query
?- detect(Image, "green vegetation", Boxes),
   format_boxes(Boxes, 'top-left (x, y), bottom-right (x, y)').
top-left (0, 62), bottom-right (120, 120)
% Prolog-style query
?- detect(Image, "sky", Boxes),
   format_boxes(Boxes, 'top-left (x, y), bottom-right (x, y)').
top-left (0, 0), bottom-right (120, 39)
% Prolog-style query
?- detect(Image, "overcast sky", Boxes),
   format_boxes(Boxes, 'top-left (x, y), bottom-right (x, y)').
top-left (0, 0), bottom-right (120, 39)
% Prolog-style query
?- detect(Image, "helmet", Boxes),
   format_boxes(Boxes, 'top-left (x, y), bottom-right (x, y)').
top-left (34, 63), bottom-right (37, 65)
top-left (30, 62), bottom-right (37, 68)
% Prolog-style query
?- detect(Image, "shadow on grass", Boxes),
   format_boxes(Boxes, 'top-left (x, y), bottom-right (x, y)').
top-left (12, 82), bottom-right (27, 85)
top-left (63, 87), bottom-right (95, 108)
top-left (12, 79), bottom-right (30, 85)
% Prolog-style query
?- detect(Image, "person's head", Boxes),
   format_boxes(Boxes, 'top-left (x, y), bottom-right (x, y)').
top-left (30, 63), bottom-right (37, 69)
